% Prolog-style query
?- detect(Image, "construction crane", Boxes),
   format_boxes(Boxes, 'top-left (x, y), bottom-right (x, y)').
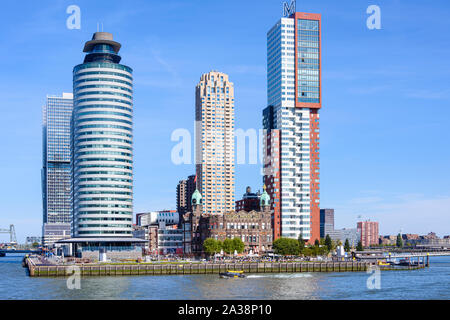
top-left (0, 224), bottom-right (17, 244)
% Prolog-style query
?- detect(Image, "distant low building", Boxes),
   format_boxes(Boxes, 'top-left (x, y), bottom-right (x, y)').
top-left (136, 210), bottom-right (179, 227)
top-left (26, 236), bottom-right (42, 246)
top-left (133, 212), bottom-right (183, 255)
top-left (328, 228), bottom-right (360, 247)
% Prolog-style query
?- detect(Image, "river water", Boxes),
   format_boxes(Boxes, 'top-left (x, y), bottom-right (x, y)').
top-left (0, 254), bottom-right (448, 299)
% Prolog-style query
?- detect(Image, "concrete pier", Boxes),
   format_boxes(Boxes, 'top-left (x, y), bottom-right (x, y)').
top-left (24, 258), bottom-right (426, 277)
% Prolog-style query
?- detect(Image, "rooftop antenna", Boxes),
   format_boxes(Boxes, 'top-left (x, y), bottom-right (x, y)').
top-left (97, 22), bottom-right (99, 32)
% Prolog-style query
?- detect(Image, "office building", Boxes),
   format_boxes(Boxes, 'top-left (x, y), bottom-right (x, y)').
top-left (195, 71), bottom-right (235, 215)
top-left (329, 228), bottom-right (360, 248)
top-left (357, 221), bottom-right (379, 247)
top-left (42, 93), bottom-right (73, 246)
top-left (176, 174), bottom-right (196, 214)
top-left (263, 11), bottom-right (322, 243)
top-left (71, 32), bottom-right (134, 238)
top-left (320, 208), bottom-right (334, 239)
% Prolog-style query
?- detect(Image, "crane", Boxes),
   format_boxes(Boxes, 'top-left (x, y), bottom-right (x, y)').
top-left (0, 225), bottom-right (17, 244)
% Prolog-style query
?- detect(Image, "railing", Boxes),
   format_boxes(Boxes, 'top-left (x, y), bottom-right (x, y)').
top-left (28, 261), bottom-right (379, 277)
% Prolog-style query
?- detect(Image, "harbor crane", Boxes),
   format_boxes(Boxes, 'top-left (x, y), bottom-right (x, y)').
top-left (0, 224), bottom-right (17, 244)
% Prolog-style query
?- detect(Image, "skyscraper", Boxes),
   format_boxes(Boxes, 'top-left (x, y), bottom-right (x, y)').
top-left (71, 32), bottom-right (133, 238)
top-left (263, 11), bottom-right (321, 243)
top-left (176, 174), bottom-right (196, 214)
top-left (42, 93), bottom-right (73, 246)
top-left (195, 71), bottom-right (235, 215)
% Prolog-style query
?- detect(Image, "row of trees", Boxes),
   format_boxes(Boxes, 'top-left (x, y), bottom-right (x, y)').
top-left (203, 238), bottom-right (245, 255)
top-left (273, 235), bottom-right (356, 256)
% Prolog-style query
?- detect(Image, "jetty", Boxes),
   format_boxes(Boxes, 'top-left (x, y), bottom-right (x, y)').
top-left (24, 255), bottom-right (427, 277)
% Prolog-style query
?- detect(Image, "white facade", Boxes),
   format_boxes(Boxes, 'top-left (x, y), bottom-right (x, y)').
top-left (266, 18), bottom-right (312, 240)
top-left (72, 33), bottom-right (133, 238)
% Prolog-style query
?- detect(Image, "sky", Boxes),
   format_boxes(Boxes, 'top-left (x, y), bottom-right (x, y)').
top-left (0, 0), bottom-right (449, 242)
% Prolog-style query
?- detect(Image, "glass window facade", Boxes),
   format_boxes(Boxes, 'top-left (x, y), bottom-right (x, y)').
top-left (72, 33), bottom-right (134, 238)
top-left (297, 19), bottom-right (320, 103)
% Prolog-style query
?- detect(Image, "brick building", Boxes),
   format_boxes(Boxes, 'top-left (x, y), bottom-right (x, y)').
top-left (357, 221), bottom-right (379, 247)
top-left (182, 186), bottom-right (273, 255)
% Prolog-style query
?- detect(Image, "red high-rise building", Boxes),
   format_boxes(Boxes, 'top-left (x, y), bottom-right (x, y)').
top-left (357, 221), bottom-right (379, 247)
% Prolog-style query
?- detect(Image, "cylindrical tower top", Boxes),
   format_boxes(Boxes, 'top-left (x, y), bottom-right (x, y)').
top-left (82, 32), bottom-right (122, 63)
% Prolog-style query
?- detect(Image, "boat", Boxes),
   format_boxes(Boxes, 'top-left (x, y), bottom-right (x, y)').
top-left (219, 270), bottom-right (246, 279)
top-left (377, 260), bottom-right (390, 266)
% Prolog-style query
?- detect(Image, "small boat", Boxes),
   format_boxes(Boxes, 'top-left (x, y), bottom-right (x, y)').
top-left (377, 260), bottom-right (390, 266)
top-left (219, 270), bottom-right (246, 279)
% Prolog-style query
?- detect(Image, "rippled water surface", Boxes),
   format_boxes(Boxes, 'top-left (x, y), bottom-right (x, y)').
top-left (0, 254), bottom-right (449, 299)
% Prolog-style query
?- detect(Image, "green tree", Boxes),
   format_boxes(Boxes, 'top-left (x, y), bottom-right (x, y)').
top-left (356, 241), bottom-right (363, 251)
top-left (314, 239), bottom-right (320, 247)
top-left (232, 237), bottom-right (245, 253)
top-left (344, 239), bottom-right (351, 252)
top-left (396, 234), bottom-right (403, 247)
top-left (32, 242), bottom-right (39, 248)
top-left (298, 234), bottom-right (305, 251)
top-left (203, 238), bottom-right (222, 255)
top-left (273, 237), bottom-right (300, 256)
top-left (324, 234), bottom-right (332, 251)
top-left (222, 238), bottom-right (234, 254)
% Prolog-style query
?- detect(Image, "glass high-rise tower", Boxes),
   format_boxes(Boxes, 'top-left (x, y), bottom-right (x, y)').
top-left (42, 93), bottom-right (73, 246)
top-left (263, 11), bottom-right (321, 243)
top-left (71, 32), bottom-right (133, 238)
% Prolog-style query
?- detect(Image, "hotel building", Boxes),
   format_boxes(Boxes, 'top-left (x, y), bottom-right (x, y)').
top-left (195, 71), bottom-right (235, 215)
top-left (263, 11), bottom-right (322, 243)
top-left (42, 93), bottom-right (73, 246)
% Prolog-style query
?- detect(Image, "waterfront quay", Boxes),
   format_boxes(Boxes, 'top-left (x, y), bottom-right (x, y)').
top-left (24, 256), bottom-right (427, 277)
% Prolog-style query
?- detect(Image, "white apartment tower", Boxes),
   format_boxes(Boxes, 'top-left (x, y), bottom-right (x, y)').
top-left (264, 12), bottom-right (322, 243)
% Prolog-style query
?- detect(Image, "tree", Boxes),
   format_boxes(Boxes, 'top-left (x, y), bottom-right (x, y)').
top-left (232, 237), bottom-right (245, 253)
top-left (32, 242), bottom-right (39, 248)
top-left (356, 241), bottom-right (363, 251)
top-left (344, 239), bottom-right (351, 252)
top-left (273, 237), bottom-right (300, 256)
top-left (396, 234), bottom-right (403, 248)
top-left (222, 238), bottom-right (234, 254)
top-left (324, 234), bottom-right (333, 251)
top-left (314, 239), bottom-right (320, 247)
top-left (298, 234), bottom-right (305, 251)
top-left (203, 238), bottom-right (221, 255)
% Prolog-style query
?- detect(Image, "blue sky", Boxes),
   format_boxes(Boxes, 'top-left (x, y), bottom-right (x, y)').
top-left (0, 0), bottom-right (449, 242)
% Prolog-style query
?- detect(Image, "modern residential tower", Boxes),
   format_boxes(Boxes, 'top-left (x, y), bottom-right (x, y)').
top-left (176, 174), bottom-right (196, 215)
top-left (71, 32), bottom-right (134, 238)
top-left (42, 93), bottom-right (73, 246)
top-left (195, 71), bottom-right (235, 215)
top-left (263, 10), bottom-right (321, 243)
